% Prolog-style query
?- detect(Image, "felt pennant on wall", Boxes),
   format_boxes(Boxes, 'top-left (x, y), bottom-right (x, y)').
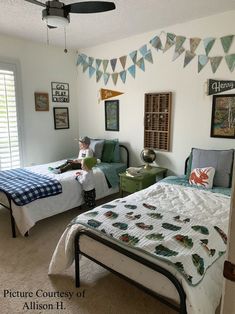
top-left (207, 79), bottom-right (235, 95)
top-left (100, 88), bottom-right (124, 100)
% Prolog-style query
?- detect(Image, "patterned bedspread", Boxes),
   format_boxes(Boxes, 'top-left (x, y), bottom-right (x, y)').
top-left (69, 198), bottom-right (227, 286)
top-left (0, 168), bottom-right (62, 206)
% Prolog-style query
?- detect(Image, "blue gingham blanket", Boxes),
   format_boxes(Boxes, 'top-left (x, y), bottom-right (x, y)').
top-left (0, 168), bottom-right (62, 206)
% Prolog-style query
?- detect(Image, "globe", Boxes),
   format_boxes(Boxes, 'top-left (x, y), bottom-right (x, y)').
top-left (140, 148), bottom-right (156, 169)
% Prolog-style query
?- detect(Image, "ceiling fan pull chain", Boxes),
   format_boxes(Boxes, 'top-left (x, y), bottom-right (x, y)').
top-left (46, 24), bottom-right (50, 46)
top-left (64, 27), bottom-right (68, 53)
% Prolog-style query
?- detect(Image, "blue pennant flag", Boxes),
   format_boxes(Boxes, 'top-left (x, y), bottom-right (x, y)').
top-left (129, 50), bottom-right (138, 64)
top-left (139, 44), bottom-right (148, 57)
top-left (88, 66), bottom-right (96, 78)
top-left (128, 65), bottom-right (136, 78)
top-left (198, 55), bottom-right (209, 73)
top-left (136, 58), bottom-right (145, 71)
top-left (103, 73), bottom-right (110, 85)
top-left (96, 70), bottom-right (103, 82)
top-left (96, 59), bottom-right (102, 70)
top-left (88, 57), bottom-right (94, 66)
top-left (82, 62), bottom-right (89, 73)
top-left (149, 35), bottom-right (162, 50)
top-left (77, 54), bottom-right (87, 66)
top-left (110, 59), bottom-right (117, 72)
top-left (120, 70), bottom-right (127, 83)
top-left (145, 50), bottom-right (153, 63)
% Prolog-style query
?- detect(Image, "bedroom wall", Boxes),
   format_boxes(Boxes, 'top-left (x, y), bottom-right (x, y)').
top-left (77, 10), bottom-right (235, 175)
top-left (0, 34), bottom-right (78, 166)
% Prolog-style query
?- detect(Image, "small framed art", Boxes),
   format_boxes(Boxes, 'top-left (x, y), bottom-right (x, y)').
top-left (34, 92), bottom-right (49, 111)
top-left (53, 107), bottom-right (70, 130)
top-left (105, 100), bottom-right (119, 131)
top-left (210, 94), bottom-right (235, 138)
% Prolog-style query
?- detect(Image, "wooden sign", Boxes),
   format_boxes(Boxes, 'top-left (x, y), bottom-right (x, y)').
top-left (208, 79), bottom-right (235, 95)
top-left (51, 82), bottom-right (69, 103)
top-left (100, 88), bottom-right (123, 101)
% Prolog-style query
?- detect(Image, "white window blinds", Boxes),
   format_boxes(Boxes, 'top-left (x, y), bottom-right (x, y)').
top-left (0, 69), bottom-right (21, 170)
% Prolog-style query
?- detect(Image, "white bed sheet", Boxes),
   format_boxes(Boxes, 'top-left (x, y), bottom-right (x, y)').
top-left (48, 182), bottom-right (231, 314)
top-left (0, 160), bottom-right (118, 235)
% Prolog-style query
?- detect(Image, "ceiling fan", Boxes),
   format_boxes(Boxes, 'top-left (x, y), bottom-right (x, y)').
top-left (25, 0), bottom-right (116, 28)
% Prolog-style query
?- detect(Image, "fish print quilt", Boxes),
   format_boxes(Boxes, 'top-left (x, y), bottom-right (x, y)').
top-left (70, 198), bottom-right (227, 286)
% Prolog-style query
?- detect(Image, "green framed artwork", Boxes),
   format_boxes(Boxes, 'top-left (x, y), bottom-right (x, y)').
top-left (105, 100), bottom-right (119, 131)
top-left (210, 94), bottom-right (235, 138)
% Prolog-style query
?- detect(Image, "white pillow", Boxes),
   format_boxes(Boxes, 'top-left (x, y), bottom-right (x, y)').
top-left (189, 167), bottom-right (215, 189)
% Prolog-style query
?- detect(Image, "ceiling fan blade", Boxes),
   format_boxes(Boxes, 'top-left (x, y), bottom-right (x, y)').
top-left (64, 1), bottom-right (116, 14)
top-left (47, 25), bottom-right (57, 29)
top-left (24, 0), bottom-right (46, 7)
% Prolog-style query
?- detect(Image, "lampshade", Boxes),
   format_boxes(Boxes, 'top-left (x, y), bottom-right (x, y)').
top-left (43, 16), bottom-right (69, 27)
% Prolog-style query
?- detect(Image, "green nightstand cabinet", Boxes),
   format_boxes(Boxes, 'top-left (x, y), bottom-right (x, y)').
top-left (119, 166), bottom-right (167, 196)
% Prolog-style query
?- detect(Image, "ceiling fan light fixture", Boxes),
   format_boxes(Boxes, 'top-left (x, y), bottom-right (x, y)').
top-left (43, 15), bottom-right (69, 27)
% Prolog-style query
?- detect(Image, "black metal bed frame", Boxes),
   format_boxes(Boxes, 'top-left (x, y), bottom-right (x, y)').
top-left (74, 230), bottom-right (187, 313)
top-left (0, 144), bottom-right (130, 238)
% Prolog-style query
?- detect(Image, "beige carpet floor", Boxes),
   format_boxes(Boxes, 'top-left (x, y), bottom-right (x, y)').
top-left (0, 201), bottom-right (176, 314)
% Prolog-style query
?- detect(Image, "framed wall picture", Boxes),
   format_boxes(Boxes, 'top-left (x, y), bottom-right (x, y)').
top-left (105, 100), bottom-right (119, 131)
top-left (51, 82), bottom-right (69, 103)
top-left (53, 107), bottom-right (69, 130)
top-left (210, 94), bottom-right (235, 138)
top-left (34, 92), bottom-right (49, 111)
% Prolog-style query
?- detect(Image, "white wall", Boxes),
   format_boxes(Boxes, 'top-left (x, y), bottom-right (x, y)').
top-left (0, 34), bottom-right (78, 166)
top-left (77, 10), bottom-right (235, 175)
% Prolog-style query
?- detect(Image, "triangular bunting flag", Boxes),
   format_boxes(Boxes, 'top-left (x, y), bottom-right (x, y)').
top-left (150, 35), bottom-right (163, 50)
top-left (110, 58), bottom-right (117, 72)
top-left (119, 56), bottom-right (127, 69)
top-left (190, 38), bottom-right (201, 53)
top-left (88, 57), bottom-right (94, 66)
top-left (103, 73), bottom-right (110, 85)
top-left (112, 73), bottom-right (118, 85)
top-left (198, 55), bottom-right (209, 73)
top-left (100, 88), bottom-right (123, 100)
top-left (82, 62), bottom-right (89, 73)
top-left (209, 56), bottom-right (223, 73)
top-left (129, 50), bottom-right (138, 64)
top-left (77, 54), bottom-right (87, 66)
top-left (88, 66), bottom-right (96, 78)
top-left (172, 46), bottom-right (185, 61)
top-left (103, 60), bottom-right (109, 72)
top-left (144, 50), bottom-right (153, 63)
top-left (96, 59), bottom-right (102, 70)
top-left (208, 79), bottom-right (235, 95)
top-left (220, 35), bottom-right (234, 53)
top-left (225, 54), bottom-right (235, 72)
top-left (139, 44), bottom-right (148, 57)
top-left (164, 33), bottom-right (176, 52)
top-left (128, 64), bottom-right (136, 78)
top-left (119, 70), bottom-right (127, 83)
top-left (184, 51), bottom-right (196, 67)
top-left (136, 58), bottom-right (145, 71)
top-left (175, 36), bottom-right (186, 52)
top-left (96, 70), bottom-right (103, 82)
top-left (203, 38), bottom-right (216, 55)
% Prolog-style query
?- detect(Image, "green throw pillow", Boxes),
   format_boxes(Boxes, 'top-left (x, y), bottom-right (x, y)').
top-left (101, 140), bottom-right (116, 163)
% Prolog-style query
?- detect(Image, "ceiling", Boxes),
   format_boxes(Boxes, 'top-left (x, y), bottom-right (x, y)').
top-left (0, 0), bottom-right (235, 50)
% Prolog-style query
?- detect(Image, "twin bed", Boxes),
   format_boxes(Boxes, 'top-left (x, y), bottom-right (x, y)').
top-left (48, 148), bottom-right (234, 314)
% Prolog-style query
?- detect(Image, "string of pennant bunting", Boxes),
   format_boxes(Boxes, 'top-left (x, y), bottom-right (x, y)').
top-left (76, 32), bottom-right (235, 85)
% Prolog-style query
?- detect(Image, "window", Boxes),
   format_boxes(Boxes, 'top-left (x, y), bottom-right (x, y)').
top-left (0, 63), bottom-right (22, 170)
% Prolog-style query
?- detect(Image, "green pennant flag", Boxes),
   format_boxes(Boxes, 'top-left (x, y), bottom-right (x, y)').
top-left (210, 56), bottom-right (223, 73)
top-left (220, 35), bottom-right (234, 53)
top-left (172, 46), bottom-right (185, 61)
top-left (150, 35), bottom-right (163, 50)
top-left (88, 57), bottom-right (94, 66)
top-left (190, 38), bottom-right (201, 53)
top-left (129, 50), bottom-right (138, 64)
top-left (225, 54), bottom-right (235, 72)
top-left (184, 51), bottom-right (196, 67)
top-left (136, 58), bottom-right (145, 71)
top-left (175, 36), bottom-right (186, 52)
top-left (119, 56), bottom-right (127, 69)
top-left (145, 50), bottom-right (153, 64)
top-left (198, 55), bottom-right (209, 73)
top-left (112, 73), bottom-right (118, 85)
top-left (120, 70), bottom-right (127, 83)
top-left (96, 59), bottom-right (102, 70)
top-left (103, 60), bottom-right (109, 72)
top-left (203, 38), bottom-right (216, 56)
top-left (103, 73), bottom-right (110, 85)
top-left (96, 70), bottom-right (103, 82)
top-left (88, 66), bottom-right (96, 78)
top-left (164, 33), bottom-right (176, 52)
top-left (82, 62), bottom-right (89, 73)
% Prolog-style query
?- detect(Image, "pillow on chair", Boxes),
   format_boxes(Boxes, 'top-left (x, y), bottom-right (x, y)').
top-left (189, 167), bottom-right (215, 189)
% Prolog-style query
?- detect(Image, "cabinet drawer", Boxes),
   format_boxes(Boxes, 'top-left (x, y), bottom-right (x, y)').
top-left (120, 178), bottom-right (141, 193)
